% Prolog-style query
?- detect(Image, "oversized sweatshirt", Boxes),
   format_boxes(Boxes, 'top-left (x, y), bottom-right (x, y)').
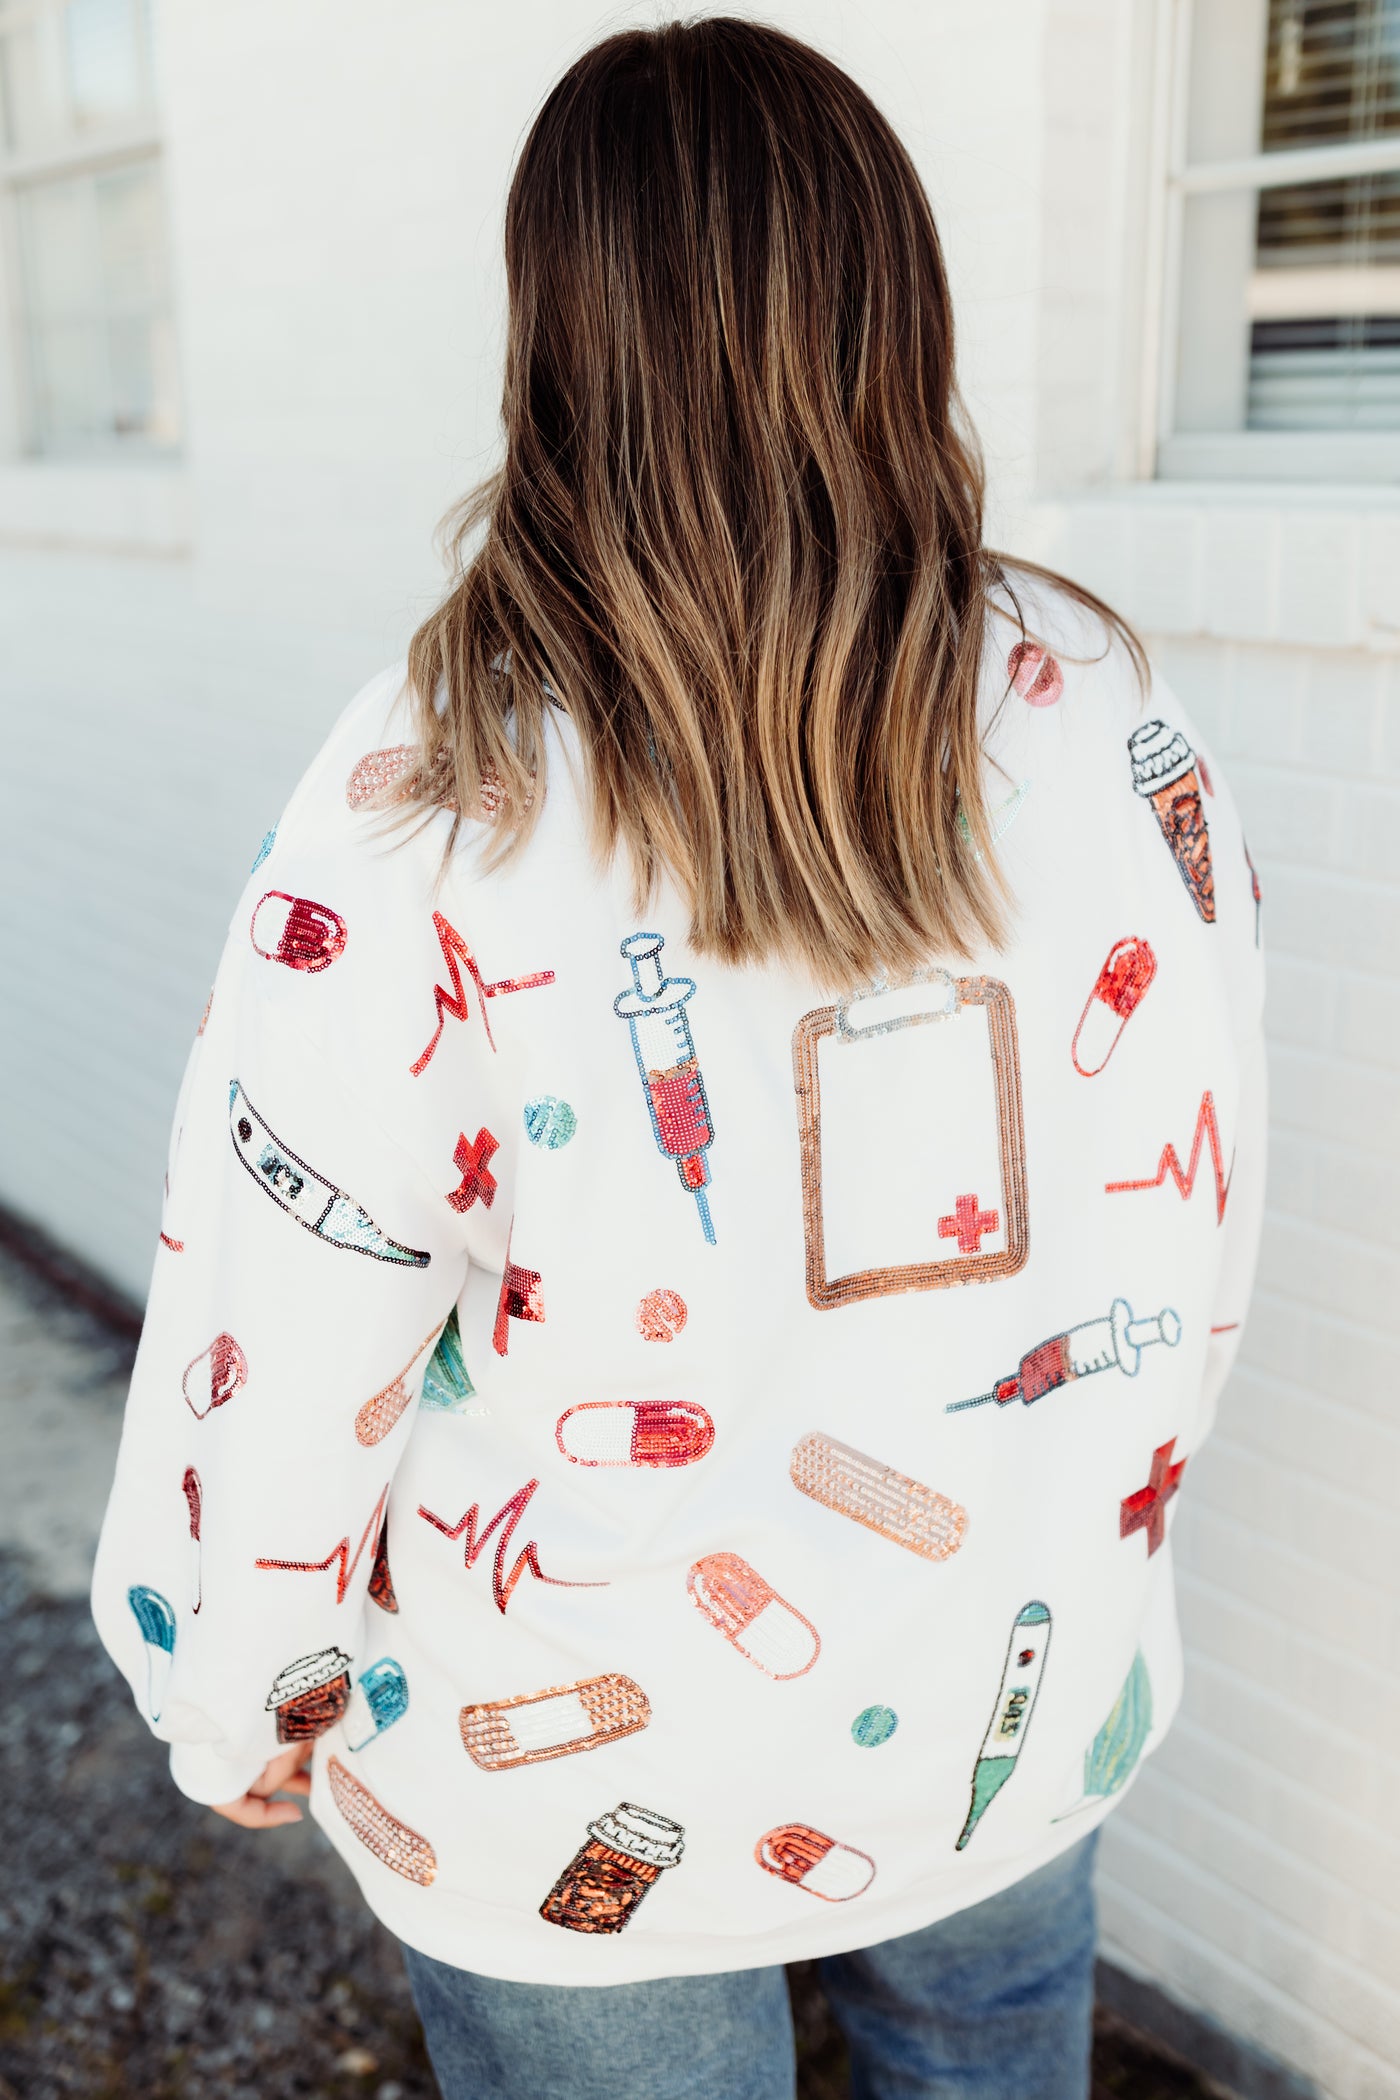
top-left (92, 579), bottom-right (1267, 1984)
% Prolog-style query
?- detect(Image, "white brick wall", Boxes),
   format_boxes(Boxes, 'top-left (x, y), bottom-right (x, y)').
top-left (2, 2), bottom-right (1399, 2094)
top-left (1088, 631), bottom-right (1400, 2100)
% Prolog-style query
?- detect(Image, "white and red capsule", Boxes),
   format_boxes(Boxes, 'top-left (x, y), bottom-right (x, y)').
top-left (556, 1400), bottom-right (714, 1468)
top-left (250, 891), bottom-right (347, 973)
top-left (1007, 642), bottom-right (1064, 707)
top-left (756, 1823), bottom-right (875, 1902)
top-left (687, 1552), bottom-right (820, 1679)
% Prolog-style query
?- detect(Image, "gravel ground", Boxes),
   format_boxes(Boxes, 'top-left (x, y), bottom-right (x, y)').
top-left (0, 1235), bottom-right (1221, 2100)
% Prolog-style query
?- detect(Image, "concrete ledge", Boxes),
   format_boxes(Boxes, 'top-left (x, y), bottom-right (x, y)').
top-left (1097, 1961), bottom-right (1324, 2100)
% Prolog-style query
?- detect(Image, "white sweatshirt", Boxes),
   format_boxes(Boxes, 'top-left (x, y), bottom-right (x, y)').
top-left (93, 579), bottom-right (1266, 1984)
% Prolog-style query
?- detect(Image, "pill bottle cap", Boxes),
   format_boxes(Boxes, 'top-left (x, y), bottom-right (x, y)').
top-left (1128, 720), bottom-right (1195, 797)
top-left (587, 1801), bottom-right (685, 1868)
top-left (265, 1647), bottom-right (353, 1709)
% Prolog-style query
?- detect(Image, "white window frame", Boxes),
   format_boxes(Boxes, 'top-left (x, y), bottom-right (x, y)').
top-left (1144, 0), bottom-right (1400, 484)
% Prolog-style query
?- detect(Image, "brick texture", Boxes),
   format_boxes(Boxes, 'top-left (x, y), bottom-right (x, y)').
top-left (1093, 634), bottom-right (1400, 2100)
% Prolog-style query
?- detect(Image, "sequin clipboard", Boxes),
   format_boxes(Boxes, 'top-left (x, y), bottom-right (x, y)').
top-left (791, 972), bottom-right (1028, 1311)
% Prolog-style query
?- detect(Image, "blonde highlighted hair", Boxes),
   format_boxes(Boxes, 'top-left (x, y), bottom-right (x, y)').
top-left (407, 17), bottom-right (1142, 983)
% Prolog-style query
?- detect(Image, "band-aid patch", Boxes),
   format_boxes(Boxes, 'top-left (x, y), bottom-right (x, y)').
top-left (790, 1433), bottom-right (967, 1562)
top-left (346, 745), bottom-right (417, 811)
top-left (460, 1674), bottom-right (650, 1770)
top-left (354, 1326), bottom-right (442, 1445)
top-left (327, 1756), bottom-right (436, 1885)
top-left (687, 1553), bottom-right (820, 1678)
top-left (556, 1400), bottom-right (714, 1468)
top-left (756, 1824), bottom-right (875, 1902)
top-left (792, 973), bottom-right (1027, 1309)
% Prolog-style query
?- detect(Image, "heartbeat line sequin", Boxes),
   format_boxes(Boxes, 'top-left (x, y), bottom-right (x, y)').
top-left (256, 1485), bottom-right (390, 1603)
top-left (418, 1479), bottom-right (605, 1615)
top-left (1105, 1089), bottom-right (1232, 1223)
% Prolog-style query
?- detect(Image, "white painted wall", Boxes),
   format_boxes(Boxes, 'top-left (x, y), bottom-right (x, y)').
top-left (2, 3), bottom-right (1397, 2095)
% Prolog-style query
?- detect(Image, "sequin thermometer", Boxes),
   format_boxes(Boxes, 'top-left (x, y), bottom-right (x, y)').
top-left (614, 932), bottom-right (717, 1244)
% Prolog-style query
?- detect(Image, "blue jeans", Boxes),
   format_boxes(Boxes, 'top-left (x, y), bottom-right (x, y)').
top-left (401, 1831), bottom-right (1099, 2100)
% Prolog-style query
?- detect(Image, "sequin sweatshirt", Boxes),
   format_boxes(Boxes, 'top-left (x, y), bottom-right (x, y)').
top-left (93, 581), bottom-right (1267, 1985)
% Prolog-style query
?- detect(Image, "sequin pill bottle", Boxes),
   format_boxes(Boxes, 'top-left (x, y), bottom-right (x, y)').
top-left (540, 1801), bottom-right (685, 1934)
top-left (1128, 720), bottom-right (1215, 923)
top-left (265, 1647), bottom-right (354, 1743)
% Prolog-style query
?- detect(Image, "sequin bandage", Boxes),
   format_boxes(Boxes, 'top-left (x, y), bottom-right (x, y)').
top-left (792, 974), bottom-right (1028, 1309)
top-left (327, 1756), bottom-right (437, 1885)
top-left (460, 1673), bottom-right (650, 1770)
top-left (790, 1433), bottom-right (967, 1561)
top-left (345, 746), bottom-right (418, 811)
top-left (354, 1325), bottom-right (442, 1446)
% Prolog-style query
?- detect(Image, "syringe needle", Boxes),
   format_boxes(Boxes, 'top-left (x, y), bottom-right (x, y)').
top-left (945, 1388), bottom-right (1003, 1414)
top-left (694, 1190), bottom-right (716, 1245)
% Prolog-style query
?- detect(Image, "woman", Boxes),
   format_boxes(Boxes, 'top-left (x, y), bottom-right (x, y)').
top-left (94, 19), bottom-right (1265, 2099)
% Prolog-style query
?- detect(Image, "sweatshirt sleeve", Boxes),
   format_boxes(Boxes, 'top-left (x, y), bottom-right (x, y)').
top-left (91, 768), bottom-right (471, 1807)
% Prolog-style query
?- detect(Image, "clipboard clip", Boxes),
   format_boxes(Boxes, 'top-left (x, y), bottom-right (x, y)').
top-left (833, 967), bottom-right (960, 1043)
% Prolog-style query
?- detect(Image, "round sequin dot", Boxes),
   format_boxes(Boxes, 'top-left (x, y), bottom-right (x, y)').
top-left (851, 1705), bottom-right (898, 1748)
top-left (523, 1096), bottom-right (577, 1149)
top-left (636, 1289), bottom-right (688, 1343)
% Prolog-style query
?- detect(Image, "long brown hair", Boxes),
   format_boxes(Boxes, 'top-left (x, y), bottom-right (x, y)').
top-left (406, 16), bottom-right (1142, 983)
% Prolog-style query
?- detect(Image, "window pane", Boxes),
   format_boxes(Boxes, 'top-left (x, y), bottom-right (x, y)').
top-left (65, 0), bottom-right (149, 128)
top-left (1247, 313), bottom-right (1400, 426)
top-left (0, 18), bottom-right (66, 152)
top-left (1258, 168), bottom-right (1400, 264)
top-left (16, 156), bottom-right (179, 453)
top-left (1261, 0), bottom-right (1400, 149)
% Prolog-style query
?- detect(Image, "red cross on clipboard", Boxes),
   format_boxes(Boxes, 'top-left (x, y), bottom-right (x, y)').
top-left (1120, 1438), bottom-right (1186, 1557)
top-left (938, 1193), bottom-right (1000, 1254)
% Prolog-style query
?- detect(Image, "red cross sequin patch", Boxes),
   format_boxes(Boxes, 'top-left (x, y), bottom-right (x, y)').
top-left (448, 1127), bottom-right (499, 1212)
top-left (1120, 1438), bottom-right (1186, 1557)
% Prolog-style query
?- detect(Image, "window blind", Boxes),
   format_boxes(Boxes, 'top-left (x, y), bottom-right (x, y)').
top-left (1249, 0), bottom-right (1400, 430)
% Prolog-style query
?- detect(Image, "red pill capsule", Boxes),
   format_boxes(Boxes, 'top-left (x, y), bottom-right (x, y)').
top-left (1071, 937), bottom-right (1157, 1077)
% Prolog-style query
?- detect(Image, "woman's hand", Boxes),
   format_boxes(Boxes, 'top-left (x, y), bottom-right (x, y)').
top-left (211, 1740), bottom-right (314, 1829)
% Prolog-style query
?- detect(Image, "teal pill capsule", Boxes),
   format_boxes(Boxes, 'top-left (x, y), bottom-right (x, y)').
top-left (523, 1096), bottom-right (577, 1149)
top-left (851, 1704), bottom-right (898, 1747)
